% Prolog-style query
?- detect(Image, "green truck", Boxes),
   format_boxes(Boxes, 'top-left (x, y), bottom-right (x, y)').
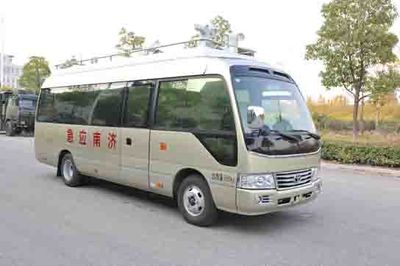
top-left (0, 91), bottom-right (37, 136)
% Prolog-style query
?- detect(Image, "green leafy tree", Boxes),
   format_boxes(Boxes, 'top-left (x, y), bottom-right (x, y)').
top-left (305, 0), bottom-right (398, 139)
top-left (0, 85), bottom-right (13, 91)
top-left (368, 66), bottom-right (400, 126)
top-left (19, 56), bottom-right (51, 93)
top-left (115, 27), bottom-right (145, 56)
top-left (187, 15), bottom-right (232, 48)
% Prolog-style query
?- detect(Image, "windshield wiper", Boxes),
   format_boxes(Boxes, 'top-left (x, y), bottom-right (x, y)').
top-left (258, 128), bottom-right (300, 143)
top-left (289, 130), bottom-right (321, 140)
top-left (270, 130), bottom-right (300, 142)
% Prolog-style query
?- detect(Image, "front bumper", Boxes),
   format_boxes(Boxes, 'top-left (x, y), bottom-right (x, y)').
top-left (236, 179), bottom-right (322, 215)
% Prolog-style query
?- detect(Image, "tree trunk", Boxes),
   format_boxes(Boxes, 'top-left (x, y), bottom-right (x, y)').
top-left (352, 96), bottom-right (359, 141)
top-left (375, 104), bottom-right (381, 128)
top-left (360, 97), bottom-right (365, 134)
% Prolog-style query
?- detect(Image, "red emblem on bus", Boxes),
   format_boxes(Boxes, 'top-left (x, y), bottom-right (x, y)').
top-left (66, 129), bottom-right (74, 143)
top-left (93, 132), bottom-right (101, 147)
top-left (79, 130), bottom-right (87, 145)
top-left (108, 132), bottom-right (117, 149)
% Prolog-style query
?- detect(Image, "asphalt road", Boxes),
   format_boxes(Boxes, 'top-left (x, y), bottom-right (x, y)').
top-left (0, 135), bottom-right (399, 266)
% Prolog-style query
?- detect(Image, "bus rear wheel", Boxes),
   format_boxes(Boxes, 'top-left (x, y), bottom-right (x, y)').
top-left (61, 153), bottom-right (84, 187)
top-left (177, 175), bottom-right (218, 226)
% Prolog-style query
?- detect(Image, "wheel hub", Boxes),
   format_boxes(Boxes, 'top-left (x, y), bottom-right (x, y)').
top-left (183, 185), bottom-right (205, 217)
top-left (62, 159), bottom-right (74, 182)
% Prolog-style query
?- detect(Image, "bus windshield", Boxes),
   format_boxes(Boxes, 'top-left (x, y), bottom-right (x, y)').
top-left (233, 76), bottom-right (315, 133)
top-left (19, 98), bottom-right (37, 109)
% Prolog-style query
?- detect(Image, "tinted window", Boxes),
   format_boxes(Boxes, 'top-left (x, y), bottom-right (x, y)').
top-left (156, 76), bottom-right (237, 166)
top-left (37, 84), bottom-right (101, 124)
top-left (8, 97), bottom-right (17, 106)
top-left (123, 81), bottom-right (153, 127)
top-left (156, 77), bottom-right (234, 132)
top-left (90, 83), bottom-right (124, 127)
top-left (19, 99), bottom-right (37, 109)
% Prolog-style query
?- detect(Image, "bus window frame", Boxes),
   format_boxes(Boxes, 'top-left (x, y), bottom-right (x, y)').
top-left (150, 74), bottom-right (238, 167)
top-left (36, 74), bottom-right (239, 166)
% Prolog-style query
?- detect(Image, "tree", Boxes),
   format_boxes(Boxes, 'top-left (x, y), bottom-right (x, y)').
top-left (330, 95), bottom-right (348, 106)
top-left (115, 27), bottom-right (145, 56)
top-left (187, 15), bottom-right (232, 48)
top-left (19, 56), bottom-right (51, 93)
top-left (0, 85), bottom-right (12, 91)
top-left (305, 0), bottom-right (399, 139)
top-left (368, 67), bottom-right (400, 126)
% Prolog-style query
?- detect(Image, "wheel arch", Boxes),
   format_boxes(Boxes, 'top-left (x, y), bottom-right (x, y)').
top-left (172, 168), bottom-right (209, 200)
top-left (57, 149), bottom-right (71, 176)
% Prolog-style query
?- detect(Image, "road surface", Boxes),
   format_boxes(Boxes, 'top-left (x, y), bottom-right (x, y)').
top-left (0, 135), bottom-right (399, 266)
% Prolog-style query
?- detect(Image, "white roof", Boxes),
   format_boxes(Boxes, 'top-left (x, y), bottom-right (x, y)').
top-left (43, 47), bottom-right (280, 88)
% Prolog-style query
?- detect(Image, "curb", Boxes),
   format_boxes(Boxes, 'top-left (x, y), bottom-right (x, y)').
top-left (321, 160), bottom-right (400, 177)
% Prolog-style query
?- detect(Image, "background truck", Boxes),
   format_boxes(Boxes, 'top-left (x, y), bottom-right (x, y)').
top-left (0, 91), bottom-right (37, 136)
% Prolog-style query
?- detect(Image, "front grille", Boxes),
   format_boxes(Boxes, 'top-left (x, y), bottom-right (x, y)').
top-left (20, 113), bottom-right (35, 127)
top-left (275, 169), bottom-right (312, 190)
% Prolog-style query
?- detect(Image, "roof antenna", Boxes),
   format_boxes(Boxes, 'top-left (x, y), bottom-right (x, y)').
top-left (194, 24), bottom-right (217, 48)
top-left (226, 33), bottom-right (245, 53)
top-left (146, 40), bottom-right (162, 54)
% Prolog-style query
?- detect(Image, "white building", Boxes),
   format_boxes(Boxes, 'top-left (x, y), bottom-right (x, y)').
top-left (0, 54), bottom-right (22, 89)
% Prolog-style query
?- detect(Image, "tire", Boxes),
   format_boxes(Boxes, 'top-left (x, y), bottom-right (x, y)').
top-left (15, 127), bottom-right (22, 135)
top-left (177, 175), bottom-right (218, 226)
top-left (60, 153), bottom-right (84, 187)
top-left (5, 121), bottom-right (15, 136)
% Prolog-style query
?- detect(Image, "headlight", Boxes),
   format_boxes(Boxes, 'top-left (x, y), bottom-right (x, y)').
top-left (237, 174), bottom-right (275, 189)
top-left (311, 167), bottom-right (321, 181)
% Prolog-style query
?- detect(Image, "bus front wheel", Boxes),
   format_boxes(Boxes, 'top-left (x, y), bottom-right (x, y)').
top-left (177, 175), bottom-right (218, 226)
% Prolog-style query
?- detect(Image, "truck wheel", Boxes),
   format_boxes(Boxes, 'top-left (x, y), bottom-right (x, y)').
top-left (5, 121), bottom-right (15, 136)
top-left (60, 153), bottom-right (84, 187)
top-left (177, 175), bottom-right (218, 226)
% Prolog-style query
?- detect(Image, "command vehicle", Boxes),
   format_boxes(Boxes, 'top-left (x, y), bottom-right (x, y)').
top-left (35, 31), bottom-right (322, 226)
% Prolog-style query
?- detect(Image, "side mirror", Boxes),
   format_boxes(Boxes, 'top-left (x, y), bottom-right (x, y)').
top-left (247, 106), bottom-right (265, 129)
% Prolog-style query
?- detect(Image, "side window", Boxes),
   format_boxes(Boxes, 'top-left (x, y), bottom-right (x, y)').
top-left (37, 83), bottom-right (108, 125)
top-left (8, 96), bottom-right (16, 106)
top-left (90, 83), bottom-right (124, 127)
top-left (155, 77), bottom-right (234, 132)
top-left (123, 81), bottom-right (153, 128)
top-left (37, 88), bottom-right (56, 122)
top-left (54, 85), bottom-right (98, 124)
top-left (155, 76), bottom-right (237, 166)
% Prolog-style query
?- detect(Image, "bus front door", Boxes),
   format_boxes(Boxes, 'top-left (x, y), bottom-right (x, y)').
top-left (119, 81), bottom-right (154, 190)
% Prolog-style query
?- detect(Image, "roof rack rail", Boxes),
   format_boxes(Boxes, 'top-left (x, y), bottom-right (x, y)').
top-left (54, 38), bottom-right (220, 69)
top-left (54, 24), bottom-right (253, 69)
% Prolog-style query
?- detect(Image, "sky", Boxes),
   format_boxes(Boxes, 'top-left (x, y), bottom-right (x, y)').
top-left (1, 0), bottom-right (399, 99)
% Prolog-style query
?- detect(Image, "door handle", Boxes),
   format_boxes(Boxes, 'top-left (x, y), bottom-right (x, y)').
top-left (126, 138), bottom-right (132, 146)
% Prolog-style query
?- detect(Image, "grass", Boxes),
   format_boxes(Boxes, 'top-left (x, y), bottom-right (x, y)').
top-left (321, 130), bottom-right (400, 147)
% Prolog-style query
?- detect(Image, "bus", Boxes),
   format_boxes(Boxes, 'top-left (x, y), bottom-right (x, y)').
top-left (35, 40), bottom-right (322, 226)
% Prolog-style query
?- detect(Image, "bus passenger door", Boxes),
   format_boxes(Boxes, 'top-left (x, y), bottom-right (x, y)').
top-left (120, 81), bottom-right (154, 190)
top-left (86, 83), bottom-right (125, 179)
